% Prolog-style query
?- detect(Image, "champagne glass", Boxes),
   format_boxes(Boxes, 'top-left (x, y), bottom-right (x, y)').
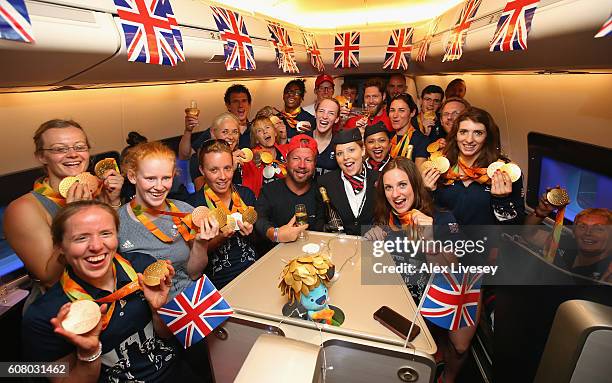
top-left (185, 100), bottom-right (200, 117)
top-left (295, 204), bottom-right (307, 241)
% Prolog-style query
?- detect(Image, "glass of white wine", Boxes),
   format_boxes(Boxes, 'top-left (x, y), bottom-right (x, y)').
top-left (295, 203), bottom-right (307, 241)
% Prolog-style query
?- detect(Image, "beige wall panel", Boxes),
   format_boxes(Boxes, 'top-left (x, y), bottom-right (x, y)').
top-left (0, 77), bottom-right (318, 175)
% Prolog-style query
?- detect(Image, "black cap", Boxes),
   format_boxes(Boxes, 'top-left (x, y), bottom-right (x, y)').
top-left (364, 122), bottom-right (390, 140)
top-left (332, 128), bottom-right (362, 148)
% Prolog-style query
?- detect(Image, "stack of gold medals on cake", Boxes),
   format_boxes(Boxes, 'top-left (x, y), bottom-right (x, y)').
top-left (191, 205), bottom-right (258, 236)
top-left (422, 140), bottom-right (450, 174)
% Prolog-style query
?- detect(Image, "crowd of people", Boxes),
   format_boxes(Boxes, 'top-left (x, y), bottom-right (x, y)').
top-left (3, 74), bottom-right (610, 383)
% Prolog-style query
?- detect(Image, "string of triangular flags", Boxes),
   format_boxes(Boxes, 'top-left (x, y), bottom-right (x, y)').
top-left (1, 0), bottom-right (610, 69)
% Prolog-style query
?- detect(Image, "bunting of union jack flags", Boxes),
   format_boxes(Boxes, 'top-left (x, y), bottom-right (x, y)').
top-left (383, 27), bottom-right (413, 70)
top-left (490, 0), bottom-right (539, 52)
top-left (334, 31), bottom-right (360, 69)
top-left (415, 17), bottom-right (440, 63)
top-left (114, 0), bottom-right (181, 66)
top-left (210, 6), bottom-right (256, 71)
top-left (162, 0), bottom-right (184, 62)
top-left (443, 0), bottom-right (482, 62)
top-left (302, 31), bottom-right (325, 72)
top-left (0, 0), bottom-right (35, 43)
top-left (594, 14), bottom-right (611, 38)
top-left (268, 22), bottom-right (299, 74)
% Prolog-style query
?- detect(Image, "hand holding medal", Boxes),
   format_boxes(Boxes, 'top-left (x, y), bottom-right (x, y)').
top-left (138, 260), bottom-right (175, 310)
top-left (50, 301), bottom-right (107, 358)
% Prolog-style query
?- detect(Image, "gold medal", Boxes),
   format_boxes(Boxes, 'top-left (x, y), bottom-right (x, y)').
top-left (61, 300), bottom-right (101, 335)
top-left (432, 156), bottom-right (450, 173)
top-left (58, 176), bottom-right (79, 198)
top-left (500, 163), bottom-right (521, 183)
top-left (421, 160), bottom-right (436, 172)
top-left (94, 158), bottom-right (120, 178)
top-left (190, 206), bottom-right (210, 227)
top-left (486, 161), bottom-right (505, 179)
top-left (143, 260), bottom-right (169, 287)
top-left (260, 151), bottom-right (273, 164)
top-left (209, 207), bottom-right (227, 227)
top-left (546, 188), bottom-right (570, 207)
top-left (76, 172), bottom-right (100, 195)
top-left (427, 141), bottom-right (440, 153)
top-left (430, 151), bottom-right (443, 159)
top-left (424, 111), bottom-right (436, 120)
top-left (241, 148), bottom-right (253, 162)
top-left (242, 206), bottom-right (258, 225)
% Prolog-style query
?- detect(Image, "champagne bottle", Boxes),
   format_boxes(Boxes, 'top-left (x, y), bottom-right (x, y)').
top-left (319, 187), bottom-right (344, 233)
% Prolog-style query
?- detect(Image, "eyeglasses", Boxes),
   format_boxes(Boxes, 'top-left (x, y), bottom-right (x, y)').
top-left (284, 90), bottom-right (303, 97)
top-left (40, 144), bottom-right (89, 154)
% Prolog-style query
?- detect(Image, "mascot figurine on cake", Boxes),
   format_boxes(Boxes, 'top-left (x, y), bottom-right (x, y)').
top-left (279, 253), bottom-right (344, 326)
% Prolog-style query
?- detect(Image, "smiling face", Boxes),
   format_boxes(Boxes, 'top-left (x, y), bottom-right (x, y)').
top-left (286, 148), bottom-right (315, 186)
top-left (283, 84), bottom-right (303, 111)
top-left (226, 92), bottom-right (251, 125)
top-left (364, 86), bottom-right (385, 115)
top-left (315, 81), bottom-right (334, 102)
top-left (201, 151), bottom-right (233, 197)
top-left (441, 101), bottom-right (467, 133)
top-left (389, 99), bottom-right (415, 132)
top-left (128, 156), bottom-right (175, 210)
top-left (212, 118), bottom-right (240, 151)
top-left (61, 206), bottom-right (118, 286)
top-left (254, 121), bottom-right (277, 148)
top-left (335, 141), bottom-right (364, 177)
top-left (456, 119), bottom-right (487, 161)
top-left (365, 132), bottom-right (390, 162)
top-left (574, 214), bottom-right (610, 255)
top-left (315, 98), bottom-right (340, 134)
top-left (383, 168), bottom-right (415, 215)
top-left (36, 127), bottom-right (90, 180)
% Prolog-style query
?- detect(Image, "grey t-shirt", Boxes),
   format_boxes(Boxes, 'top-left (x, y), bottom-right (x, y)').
top-left (118, 200), bottom-right (195, 299)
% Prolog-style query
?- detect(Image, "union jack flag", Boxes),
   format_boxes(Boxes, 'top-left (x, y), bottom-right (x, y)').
top-left (594, 14), bottom-right (612, 38)
top-left (160, 0), bottom-right (184, 61)
top-left (302, 31), bottom-right (325, 72)
top-left (334, 31), bottom-right (360, 69)
top-left (443, 0), bottom-right (482, 62)
top-left (114, 0), bottom-right (178, 66)
top-left (268, 22), bottom-right (298, 74)
top-left (415, 17), bottom-right (440, 63)
top-left (420, 272), bottom-right (482, 330)
top-left (210, 6), bottom-right (256, 71)
top-left (0, 0), bottom-right (35, 43)
top-left (490, 0), bottom-right (539, 52)
top-left (158, 275), bottom-right (233, 348)
top-left (383, 27), bottom-right (413, 70)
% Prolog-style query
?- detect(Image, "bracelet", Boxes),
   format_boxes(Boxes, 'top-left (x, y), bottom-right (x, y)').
top-left (77, 341), bottom-right (102, 362)
top-left (273, 227), bottom-right (279, 243)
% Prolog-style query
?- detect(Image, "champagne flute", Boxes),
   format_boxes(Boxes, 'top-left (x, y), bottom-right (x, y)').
top-left (295, 204), bottom-right (307, 241)
top-left (185, 100), bottom-right (200, 117)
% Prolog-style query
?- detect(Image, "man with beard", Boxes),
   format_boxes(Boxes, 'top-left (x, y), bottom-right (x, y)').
top-left (255, 134), bottom-right (325, 246)
top-left (364, 122), bottom-right (392, 172)
top-left (344, 78), bottom-right (392, 134)
top-left (279, 79), bottom-right (317, 141)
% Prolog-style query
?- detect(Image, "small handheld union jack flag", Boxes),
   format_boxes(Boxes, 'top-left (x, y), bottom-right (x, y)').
top-left (302, 31), bottom-right (325, 72)
top-left (420, 272), bottom-right (482, 331)
top-left (0, 0), bottom-right (35, 43)
top-left (594, 14), bottom-right (611, 38)
top-left (210, 6), bottom-right (256, 71)
top-left (114, 0), bottom-right (179, 66)
top-left (443, 0), bottom-right (482, 62)
top-left (383, 27), bottom-right (413, 70)
top-left (158, 275), bottom-right (233, 348)
top-left (268, 22), bottom-right (299, 74)
top-left (490, 0), bottom-right (539, 52)
top-left (415, 17), bottom-right (440, 63)
top-left (334, 31), bottom-right (360, 69)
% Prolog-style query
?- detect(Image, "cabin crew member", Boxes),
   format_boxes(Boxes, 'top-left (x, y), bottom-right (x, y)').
top-left (314, 98), bottom-right (341, 177)
top-left (344, 78), bottom-right (392, 134)
top-left (364, 123), bottom-right (392, 172)
top-left (22, 201), bottom-right (212, 382)
top-left (317, 129), bottom-right (378, 236)
top-left (303, 74), bottom-right (335, 115)
top-left (181, 83), bottom-right (253, 160)
top-left (187, 140), bottom-right (259, 289)
top-left (525, 199), bottom-right (612, 281)
top-left (279, 79), bottom-right (317, 140)
top-left (4, 119), bottom-right (123, 304)
top-left (388, 93), bottom-right (429, 167)
top-left (386, 73), bottom-right (408, 99)
top-left (437, 97), bottom-right (471, 151)
top-left (119, 142), bottom-right (216, 299)
top-left (255, 134), bottom-right (325, 246)
top-left (445, 78), bottom-right (467, 99)
top-left (242, 116), bottom-right (288, 198)
top-left (413, 85), bottom-right (444, 142)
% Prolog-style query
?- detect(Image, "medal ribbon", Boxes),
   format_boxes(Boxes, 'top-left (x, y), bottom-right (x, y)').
top-left (203, 184), bottom-right (246, 215)
top-left (390, 128), bottom-right (415, 158)
top-left (257, 146), bottom-right (287, 177)
top-left (130, 199), bottom-right (195, 243)
top-left (544, 206), bottom-right (566, 263)
top-left (389, 210), bottom-right (415, 231)
top-left (60, 254), bottom-right (140, 330)
top-left (280, 107), bottom-right (302, 130)
top-left (443, 159), bottom-right (489, 185)
top-left (33, 178), bottom-right (66, 208)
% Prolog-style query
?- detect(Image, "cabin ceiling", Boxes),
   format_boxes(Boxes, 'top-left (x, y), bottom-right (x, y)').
top-left (210, 0), bottom-right (465, 30)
